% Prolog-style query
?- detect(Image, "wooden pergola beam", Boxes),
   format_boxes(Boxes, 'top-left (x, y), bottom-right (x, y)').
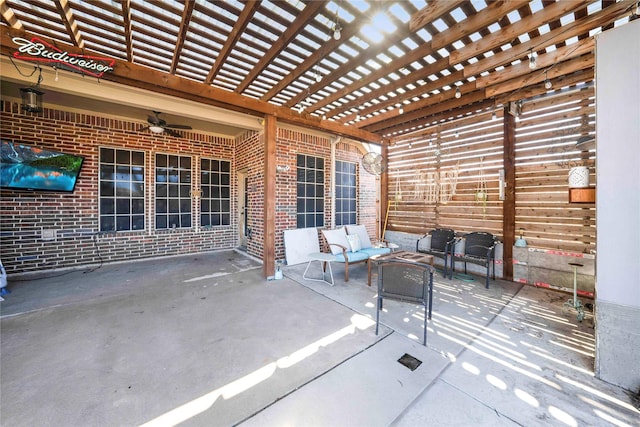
top-left (237, 0), bottom-right (326, 94)
top-left (363, 89), bottom-right (487, 134)
top-left (336, 68), bottom-right (464, 124)
top-left (450, 0), bottom-right (586, 65)
top-left (0, 27), bottom-right (382, 144)
top-left (53, 0), bottom-right (84, 49)
top-left (461, 1), bottom-right (629, 79)
top-left (259, 16), bottom-right (363, 102)
top-left (485, 53), bottom-right (594, 98)
top-left (0, 0), bottom-right (23, 30)
top-left (119, 0), bottom-right (133, 63)
top-left (285, 23), bottom-right (413, 109)
top-left (205, 0), bottom-right (260, 85)
top-left (311, 1), bottom-right (471, 114)
top-left (409, 0), bottom-right (464, 32)
top-left (476, 38), bottom-right (594, 89)
top-left (495, 68), bottom-right (594, 105)
top-left (170, 0), bottom-right (195, 75)
top-left (430, 0), bottom-right (529, 51)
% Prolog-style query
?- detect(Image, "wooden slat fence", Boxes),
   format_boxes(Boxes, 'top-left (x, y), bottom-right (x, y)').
top-left (386, 83), bottom-right (595, 254)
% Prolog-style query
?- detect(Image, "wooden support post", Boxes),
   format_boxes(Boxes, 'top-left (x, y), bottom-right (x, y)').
top-left (503, 106), bottom-right (516, 281)
top-left (263, 114), bottom-right (276, 278)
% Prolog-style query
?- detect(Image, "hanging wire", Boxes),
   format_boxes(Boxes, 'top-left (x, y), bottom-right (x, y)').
top-left (9, 56), bottom-right (39, 78)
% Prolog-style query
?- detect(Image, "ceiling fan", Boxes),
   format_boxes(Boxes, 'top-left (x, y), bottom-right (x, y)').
top-left (141, 111), bottom-right (192, 137)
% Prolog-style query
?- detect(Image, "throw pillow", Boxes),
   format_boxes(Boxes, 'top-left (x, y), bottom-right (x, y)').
top-left (346, 224), bottom-right (373, 249)
top-left (346, 234), bottom-right (362, 252)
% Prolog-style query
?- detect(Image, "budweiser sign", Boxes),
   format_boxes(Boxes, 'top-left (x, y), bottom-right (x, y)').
top-left (12, 36), bottom-right (115, 78)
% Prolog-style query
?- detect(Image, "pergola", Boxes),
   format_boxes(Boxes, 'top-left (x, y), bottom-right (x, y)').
top-left (2, 0), bottom-right (637, 275)
top-left (1, 0), bottom-right (635, 138)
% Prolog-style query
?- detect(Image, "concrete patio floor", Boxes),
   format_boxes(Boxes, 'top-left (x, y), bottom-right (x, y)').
top-left (1, 250), bottom-right (638, 426)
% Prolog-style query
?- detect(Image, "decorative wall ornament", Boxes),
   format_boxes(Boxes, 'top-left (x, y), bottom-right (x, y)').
top-left (415, 163), bottom-right (459, 204)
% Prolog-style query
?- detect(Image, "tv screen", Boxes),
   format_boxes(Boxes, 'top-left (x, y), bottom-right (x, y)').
top-left (1, 140), bottom-right (84, 192)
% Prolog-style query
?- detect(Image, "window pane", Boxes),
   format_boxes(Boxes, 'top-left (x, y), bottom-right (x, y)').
top-left (131, 151), bottom-right (144, 166)
top-left (116, 216), bottom-right (130, 231)
top-left (156, 199), bottom-right (167, 213)
top-left (99, 148), bottom-right (144, 232)
top-left (115, 165), bottom-right (130, 180)
top-left (296, 155), bottom-right (324, 228)
top-left (132, 167), bottom-right (144, 182)
top-left (181, 214), bottom-right (191, 228)
top-left (200, 157), bottom-right (231, 228)
top-left (131, 182), bottom-right (144, 197)
top-left (100, 181), bottom-right (114, 196)
top-left (100, 216), bottom-right (114, 231)
top-left (132, 199), bottom-right (144, 214)
top-left (156, 184), bottom-right (167, 197)
top-left (100, 164), bottom-right (115, 180)
top-left (116, 150), bottom-right (130, 164)
top-left (115, 182), bottom-right (131, 197)
top-left (116, 199), bottom-right (130, 214)
top-left (100, 147), bottom-right (114, 163)
top-left (156, 215), bottom-right (167, 229)
top-left (100, 198), bottom-right (114, 214)
top-left (132, 215), bottom-right (144, 230)
top-left (335, 161), bottom-right (357, 226)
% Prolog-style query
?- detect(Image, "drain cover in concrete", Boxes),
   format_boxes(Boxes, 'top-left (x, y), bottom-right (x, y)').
top-left (398, 353), bottom-right (422, 371)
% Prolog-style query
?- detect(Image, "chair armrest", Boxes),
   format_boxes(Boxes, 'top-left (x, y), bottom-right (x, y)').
top-left (416, 233), bottom-right (430, 251)
top-left (327, 243), bottom-right (350, 260)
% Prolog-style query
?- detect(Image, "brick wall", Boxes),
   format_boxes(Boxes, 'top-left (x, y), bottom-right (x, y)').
top-left (235, 130), bottom-right (263, 260)
top-left (1, 100), bottom-right (380, 274)
top-left (0, 100), bottom-right (236, 274)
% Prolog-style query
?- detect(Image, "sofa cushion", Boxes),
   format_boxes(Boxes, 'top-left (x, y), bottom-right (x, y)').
top-left (322, 227), bottom-right (350, 255)
top-left (345, 224), bottom-right (373, 249)
top-left (361, 247), bottom-right (391, 257)
top-left (334, 251), bottom-right (370, 263)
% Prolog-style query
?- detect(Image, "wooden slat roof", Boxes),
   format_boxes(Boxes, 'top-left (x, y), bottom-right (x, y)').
top-left (1, 0), bottom-right (637, 141)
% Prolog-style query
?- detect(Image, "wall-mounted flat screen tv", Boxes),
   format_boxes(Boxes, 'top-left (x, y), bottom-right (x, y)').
top-left (0, 140), bottom-right (84, 192)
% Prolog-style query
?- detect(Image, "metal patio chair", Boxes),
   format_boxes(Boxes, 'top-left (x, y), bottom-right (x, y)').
top-left (375, 260), bottom-right (434, 346)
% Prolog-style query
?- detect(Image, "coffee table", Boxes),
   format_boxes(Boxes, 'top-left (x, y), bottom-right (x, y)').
top-left (368, 250), bottom-right (434, 286)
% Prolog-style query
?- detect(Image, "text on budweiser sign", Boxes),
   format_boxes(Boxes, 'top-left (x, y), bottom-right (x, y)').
top-left (12, 37), bottom-right (115, 78)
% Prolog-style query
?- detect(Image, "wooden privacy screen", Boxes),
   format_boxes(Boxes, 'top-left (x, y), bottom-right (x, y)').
top-left (386, 83), bottom-right (595, 254)
top-left (515, 85), bottom-right (595, 253)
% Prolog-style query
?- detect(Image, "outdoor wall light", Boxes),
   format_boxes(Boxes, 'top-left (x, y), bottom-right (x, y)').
top-left (20, 87), bottom-right (44, 113)
top-left (20, 65), bottom-right (44, 113)
top-left (455, 87), bottom-right (461, 99)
